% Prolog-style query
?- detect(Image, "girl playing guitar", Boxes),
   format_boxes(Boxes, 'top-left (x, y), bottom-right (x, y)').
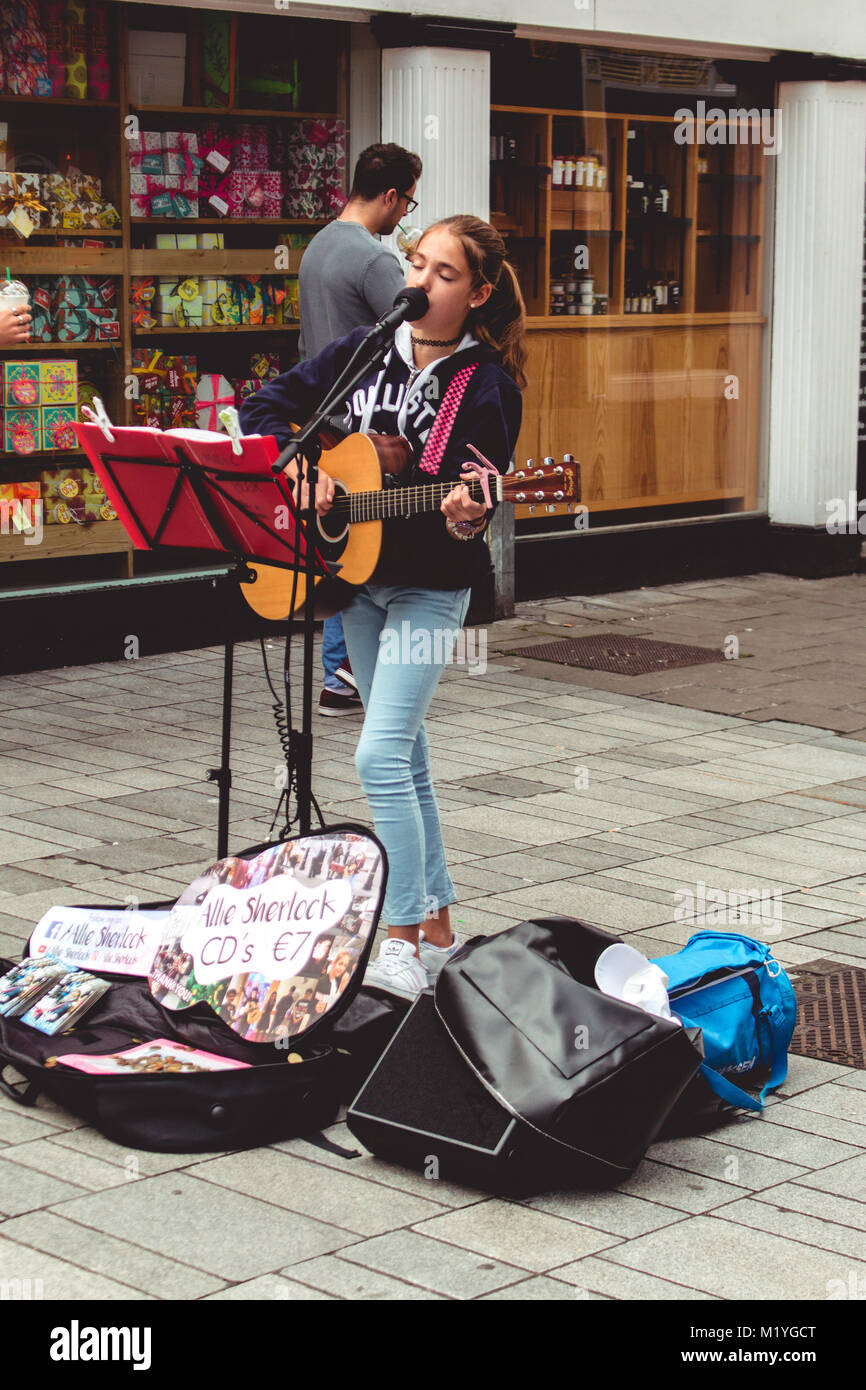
top-left (240, 215), bottom-right (526, 999)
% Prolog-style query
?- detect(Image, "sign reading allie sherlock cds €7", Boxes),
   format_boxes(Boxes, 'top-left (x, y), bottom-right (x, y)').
top-left (148, 832), bottom-right (385, 1045)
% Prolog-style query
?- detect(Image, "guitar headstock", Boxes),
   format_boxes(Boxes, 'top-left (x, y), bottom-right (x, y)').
top-left (501, 455), bottom-right (579, 504)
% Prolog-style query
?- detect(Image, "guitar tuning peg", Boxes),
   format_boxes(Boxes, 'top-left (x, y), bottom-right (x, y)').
top-left (563, 453), bottom-right (575, 463)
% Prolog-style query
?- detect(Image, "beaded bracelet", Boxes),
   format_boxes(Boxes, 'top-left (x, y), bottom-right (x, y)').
top-left (446, 515), bottom-right (486, 542)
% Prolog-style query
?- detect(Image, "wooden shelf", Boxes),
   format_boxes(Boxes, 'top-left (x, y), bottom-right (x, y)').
top-left (128, 105), bottom-right (341, 120)
top-left (3, 247), bottom-right (124, 273)
top-left (1, 449), bottom-right (88, 464)
top-left (0, 95), bottom-right (119, 108)
top-left (8, 229), bottom-right (124, 239)
top-left (697, 233), bottom-right (761, 243)
top-left (526, 311), bottom-right (767, 328)
top-left (131, 217), bottom-right (326, 228)
top-left (0, 342), bottom-right (120, 353)
top-left (0, 518), bottom-right (131, 565)
top-left (133, 324), bottom-right (299, 335)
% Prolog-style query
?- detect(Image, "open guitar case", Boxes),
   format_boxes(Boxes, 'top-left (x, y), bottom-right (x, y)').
top-left (0, 826), bottom-right (405, 1153)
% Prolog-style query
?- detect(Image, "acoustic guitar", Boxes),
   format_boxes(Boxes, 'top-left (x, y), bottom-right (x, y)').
top-left (240, 431), bottom-right (578, 622)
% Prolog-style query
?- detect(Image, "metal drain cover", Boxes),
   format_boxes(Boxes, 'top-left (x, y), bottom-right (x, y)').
top-left (506, 633), bottom-right (724, 676)
top-left (788, 959), bottom-right (866, 1069)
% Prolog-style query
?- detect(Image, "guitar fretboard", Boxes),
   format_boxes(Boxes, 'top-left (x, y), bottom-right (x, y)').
top-left (328, 480), bottom-right (487, 524)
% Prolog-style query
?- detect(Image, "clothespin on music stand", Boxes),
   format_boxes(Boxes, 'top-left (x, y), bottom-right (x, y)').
top-left (218, 405), bottom-right (244, 456)
top-left (81, 396), bottom-right (115, 443)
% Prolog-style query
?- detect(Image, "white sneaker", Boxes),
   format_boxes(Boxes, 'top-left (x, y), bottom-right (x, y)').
top-left (364, 939), bottom-right (428, 1000)
top-left (418, 930), bottom-right (463, 980)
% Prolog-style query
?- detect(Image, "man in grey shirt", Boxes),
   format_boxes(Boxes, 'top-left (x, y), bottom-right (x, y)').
top-left (298, 143), bottom-right (423, 716)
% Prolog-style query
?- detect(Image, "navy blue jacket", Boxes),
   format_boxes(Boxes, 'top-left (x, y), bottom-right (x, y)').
top-left (239, 325), bottom-right (523, 589)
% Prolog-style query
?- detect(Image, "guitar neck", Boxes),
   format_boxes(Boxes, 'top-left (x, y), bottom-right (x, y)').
top-left (344, 479), bottom-right (490, 524)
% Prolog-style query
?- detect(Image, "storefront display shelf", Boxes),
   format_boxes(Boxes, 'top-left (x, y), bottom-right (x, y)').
top-left (0, 343), bottom-right (120, 352)
top-left (132, 324), bottom-right (299, 335)
top-left (0, 1), bottom-right (347, 589)
top-left (0, 519), bottom-right (132, 569)
top-left (128, 105), bottom-right (342, 121)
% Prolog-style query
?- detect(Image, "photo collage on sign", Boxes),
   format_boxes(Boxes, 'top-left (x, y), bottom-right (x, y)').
top-left (148, 832), bottom-right (384, 1043)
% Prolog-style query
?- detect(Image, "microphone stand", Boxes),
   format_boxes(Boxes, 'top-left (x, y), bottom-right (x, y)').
top-left (270, 317), bottom-right (408, 836)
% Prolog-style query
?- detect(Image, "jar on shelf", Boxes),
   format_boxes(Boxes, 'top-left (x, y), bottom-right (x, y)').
top-left (552, 157), bottom-right (565, 188)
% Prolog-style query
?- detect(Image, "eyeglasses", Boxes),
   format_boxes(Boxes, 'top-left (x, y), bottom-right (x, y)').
top-left (399, 191), bottom-right (418, 215)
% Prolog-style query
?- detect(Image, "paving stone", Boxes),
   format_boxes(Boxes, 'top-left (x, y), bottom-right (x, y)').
top-left (791, 1153), bottom-right (866, 1200)
top-left (53, 1173), bottom-right (357, 1281)
top-left (286, 1253), bottom-right (447, 1300)
top-left (599, 1212), bottom-right (866, 1299)
top-left (616, 1160), bottom-right (752, 1213)
top-left (645, 1134), bottom-right (807, 1189)
top-left (552, 1254), bottom-right (718, 1300)
top-left (0, 1138), bottom-right (132, 1191)
top-left (186, 1149), bottom-right (446, 1237)
top-left (204, 1274), bottom-right (333, 1300)
top-left (413, 1199), bottom-right (622, 1272)
top-left (714, 1195), bottom-right (866, 1261)
top-left (0, 1154), bottom-right (87, 1215)
top-left (476, 1275), bottom-right (610, 1300)
top-left (337, 1227), bottom-right (527, 1297)
top-left (0, 1232), bottom-right (152, 1300)
top-left (783, 1086), bottom-right (866, 1128)
top-left (0, 1211), bottom-right (224, 1298)
top-left (524, 1188), bottom-right (688, 1238)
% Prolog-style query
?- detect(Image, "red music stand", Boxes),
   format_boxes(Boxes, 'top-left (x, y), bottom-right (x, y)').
top-left (74, 419), bottom-right (332, 855)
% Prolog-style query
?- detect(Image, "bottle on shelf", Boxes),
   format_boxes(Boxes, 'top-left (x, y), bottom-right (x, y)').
top-left (552, 155), bottom-right (565, 188)
top-left (652, 272), bottom-right (668, 310)
top-left (653, 179), bottom-right (670, 215)
top-left (504, 132), bottom-right (518, 163)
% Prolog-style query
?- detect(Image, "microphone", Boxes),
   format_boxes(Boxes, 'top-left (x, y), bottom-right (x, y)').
top-left (372, 287), bottom-right (429, 335)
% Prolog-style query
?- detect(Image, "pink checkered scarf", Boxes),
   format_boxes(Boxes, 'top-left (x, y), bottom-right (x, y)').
top-left (416, 362), bottom-right (480, 476)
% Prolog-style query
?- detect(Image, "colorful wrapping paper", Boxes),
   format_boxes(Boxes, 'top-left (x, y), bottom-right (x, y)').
top-left (39, 359), bottom-right (77, 406)
top-left (41, 405), bottom-right (78, 450)
top-left (63, 0), bottom-right (88, 100)
top-left (43, 0), bottom-right (66, 95)
top-left (4, 361), bottom-right (41, 408)
top-left (4, 407), bottom-right (41, 454)
top-left (87, 0), bottom-right (110, 100)
top-left (201, 12), bottom-right (231, 108)
top-left (0, 172), bottom-right (45, 234)
top-left (195, 374), bottom-right (234, 431)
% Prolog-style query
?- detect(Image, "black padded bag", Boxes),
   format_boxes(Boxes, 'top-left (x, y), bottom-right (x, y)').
top-left (349, 917), bottom-right (704, 1192)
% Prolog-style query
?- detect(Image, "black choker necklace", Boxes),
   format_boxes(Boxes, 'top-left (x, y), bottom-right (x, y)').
top-left (411, 333), bottom-right (461, 347)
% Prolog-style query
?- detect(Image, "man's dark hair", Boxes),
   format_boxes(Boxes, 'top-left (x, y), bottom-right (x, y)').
top-left (350, 143), bottom-right (422, 201)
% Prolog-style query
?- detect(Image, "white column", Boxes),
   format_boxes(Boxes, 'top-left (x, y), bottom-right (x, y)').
top-left (768, 80), bottom-right (866, 527)
top-left (380, 46), bottom-right (491, 236)
top-left (348, 25), bottom-right (380, 175)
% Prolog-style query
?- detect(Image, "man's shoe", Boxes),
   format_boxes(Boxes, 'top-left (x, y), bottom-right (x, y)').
top-left (364, 938), bottom-right (428, 1000)
top-left (318, 686), bottom-right (362, 717)
top-left (335, 658), bottom-right (358, 691)
top-left (418, 930), bottom-right (463, 981)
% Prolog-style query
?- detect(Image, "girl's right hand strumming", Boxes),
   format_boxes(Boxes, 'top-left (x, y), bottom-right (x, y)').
top-left (282, 457), bottom-right (335, 516)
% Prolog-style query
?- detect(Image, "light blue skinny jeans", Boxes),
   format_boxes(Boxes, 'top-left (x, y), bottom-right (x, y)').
top-left (340, 584), bottom-right (471, 926)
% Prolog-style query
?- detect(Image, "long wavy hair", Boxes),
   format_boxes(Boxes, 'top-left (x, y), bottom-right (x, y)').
top-left (418, 215), bottom-right (528, 390)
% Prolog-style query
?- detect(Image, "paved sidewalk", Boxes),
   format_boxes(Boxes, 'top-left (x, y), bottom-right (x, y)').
top-left (0, 572), bottom-right (865, 1301)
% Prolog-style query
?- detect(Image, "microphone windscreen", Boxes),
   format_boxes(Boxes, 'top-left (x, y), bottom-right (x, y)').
top-left (394, 287), bottom-right (429, 321)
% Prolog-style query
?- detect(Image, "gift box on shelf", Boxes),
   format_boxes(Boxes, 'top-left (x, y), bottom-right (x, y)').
top-left (0, 481), bottom-right (41, 532)
top-left (0, 172), bottom-right (45, 237)
top-left (0, 0), bottom-right (50, 96)
top-left (87, 0), bottom-right (111, 101)
top-left (39, 359), bottom-right (77, 407)
top-left (226, 170), bottom-right (284, 219)
top-left (250, 351), bottom-right (280, 382)
top-left (4, 408), bottom-right (41, 455)
top-left (198, 232), bottom-right (225, 250)
top-left (64, 0), bottom-right (89, 101)
top-left (4, 362), bottom-right (41, 408)
top-left (232, 378), bottom-right (261, 408)
top-left (42, 466), bottom-right (86, 499)
top-left (154, 233), bottom-right (198, 250)
top-left (41, 406), bottom-right (79, 451)
top-left (195, 374), bottom-right (234, 431)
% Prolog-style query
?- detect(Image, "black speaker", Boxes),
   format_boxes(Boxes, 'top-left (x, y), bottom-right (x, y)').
top-left (347, 991), bottom-right (564, 1195)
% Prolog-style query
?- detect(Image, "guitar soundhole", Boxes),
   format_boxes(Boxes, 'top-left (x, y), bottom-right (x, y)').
top-left (316, 482), bottom-right (349, 548)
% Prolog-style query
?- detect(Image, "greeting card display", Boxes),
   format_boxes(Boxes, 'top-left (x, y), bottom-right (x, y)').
top-left (148, 831), bottom-right (385, 1045)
